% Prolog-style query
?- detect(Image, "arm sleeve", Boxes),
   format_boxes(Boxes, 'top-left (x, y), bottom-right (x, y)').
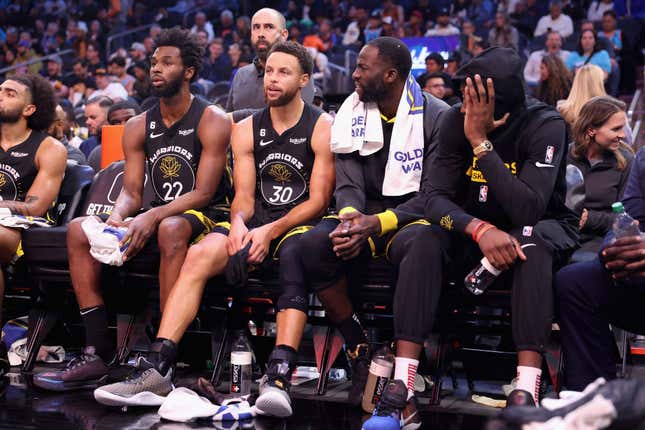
top-left (622, 148), bottom-right (645, 225)
top-left (475, 117), bottom-right (567, 226)
top-left (334, 152), bottom-right (366, 213)
top-left (425, 107), bottom-right (475, 233)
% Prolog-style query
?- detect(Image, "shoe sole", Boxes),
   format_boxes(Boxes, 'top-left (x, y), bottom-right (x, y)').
top-left (255, 391), bottom-right (292, 418)
top-left (33, 375), bottom-right (108, 392)
top-left (94, 387), bottom-right (168, 407)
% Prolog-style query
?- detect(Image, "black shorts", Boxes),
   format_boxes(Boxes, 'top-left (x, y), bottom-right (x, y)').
top-left (97, 207), bottom-right (225, 244)
top-left (210, 221), bottom-right (313, 261)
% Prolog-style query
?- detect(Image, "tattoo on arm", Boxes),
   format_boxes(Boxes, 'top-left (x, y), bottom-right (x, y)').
top-left (0, 195), bottom-right (40, 216)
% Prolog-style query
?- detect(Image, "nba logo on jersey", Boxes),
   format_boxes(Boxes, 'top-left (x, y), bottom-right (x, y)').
top-left (545, 146), bottom-right (554, 164)
top-left (478, 185), bottom-right (488, 202)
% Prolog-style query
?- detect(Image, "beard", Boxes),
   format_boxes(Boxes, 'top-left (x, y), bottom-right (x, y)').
top-left (151, 72), bottom-right (183, 98)
top-left (266, 86), bottom-right (299, 107)
top-left (0, 106), bottom-right (23, 124)
top-left (357, 78), bottom-right (387, 103)
top-left (254, 40), bottom-right (273, 61)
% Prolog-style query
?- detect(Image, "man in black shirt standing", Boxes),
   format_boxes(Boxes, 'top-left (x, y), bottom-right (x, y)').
top-left (425, 47), bottom-right (578, 407)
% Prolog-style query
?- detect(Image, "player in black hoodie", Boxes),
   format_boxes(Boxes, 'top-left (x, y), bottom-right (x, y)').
top-left (425, 47), bottom-right (579, 407)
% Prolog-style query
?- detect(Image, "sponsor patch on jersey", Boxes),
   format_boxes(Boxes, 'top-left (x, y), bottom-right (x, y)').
top-left (289, 137), bottom-right (307, 145)
top-left (178, 128), bottom-right (194, 136)
top-left (10, 152), bottom-right (29, 158)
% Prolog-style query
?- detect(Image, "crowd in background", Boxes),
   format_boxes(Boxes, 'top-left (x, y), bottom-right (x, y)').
top-left (0, 0), bottom-right (643, 170)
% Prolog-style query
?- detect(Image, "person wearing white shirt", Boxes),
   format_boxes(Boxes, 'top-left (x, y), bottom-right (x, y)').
top-left (190, 12), bottom-right (214, 42)
top-left (425, 8), bottom-right (461, 36)
top-left (524, 31), bottom-right (570, 85)
top-left (587, 0), bottom-right (614, 22)
top-left (534, 0), bottom-right (574, 38)
top-left (90, 68), bottom-right (128, 102)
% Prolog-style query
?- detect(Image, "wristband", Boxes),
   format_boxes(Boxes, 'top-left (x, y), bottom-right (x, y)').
top-left (475, 224), bottom-right (497, 243)
top-left (470, 220), bottom-right (487, 242)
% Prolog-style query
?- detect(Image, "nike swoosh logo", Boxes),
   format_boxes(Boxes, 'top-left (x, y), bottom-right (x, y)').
top-left (150, 132), bottom-right (164, 139)
top-left (259, 139), bottom-right (273, 146)
top-left (79, 306), bottom-right (100, 316)
top-left (535, 161), bottom-right (555, 168)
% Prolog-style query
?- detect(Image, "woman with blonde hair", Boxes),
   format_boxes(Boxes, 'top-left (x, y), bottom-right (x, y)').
top-left (567, 95), bottom-right (633, 258)
top-left (557, 64), bottom-right (606, 126)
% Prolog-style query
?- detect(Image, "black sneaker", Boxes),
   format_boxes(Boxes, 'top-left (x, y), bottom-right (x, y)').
top-left (362, 379), bottom-right (412, 430)
top-left (505, 389), bottom-right (536, 408)
top-left (0, 342), bottom-right (9, 377)
top-left (347, 343), bottom-right (370, 406)
top-left (33, 346), bottom-right (109, 391)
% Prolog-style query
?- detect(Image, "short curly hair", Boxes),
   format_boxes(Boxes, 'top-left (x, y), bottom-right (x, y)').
top-left (153, 27), bottom-right (204, 82)
top-left (8, 74), bottom-right (57, 132)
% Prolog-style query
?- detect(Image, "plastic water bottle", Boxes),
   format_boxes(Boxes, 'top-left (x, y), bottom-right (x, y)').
top-left (611, 202), bottom-right (640, 238)
top-left (362, 346), bottom-right (394, 413)
top-left (464, 256), bottom-right (502, 295)
top-left (229, 331), bottom-right (252, 395)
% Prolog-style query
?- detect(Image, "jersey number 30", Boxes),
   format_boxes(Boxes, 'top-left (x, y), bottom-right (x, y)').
top-left (162, 181), bottom-right (183, 201)
top-left (268, 185), bottom-right (293, 204)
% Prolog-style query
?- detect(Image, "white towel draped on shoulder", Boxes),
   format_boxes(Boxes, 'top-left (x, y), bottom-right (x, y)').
top-left (330, 74), bottom-right (425, 196)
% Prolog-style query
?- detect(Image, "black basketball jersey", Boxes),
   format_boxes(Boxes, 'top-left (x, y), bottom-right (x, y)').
top-left (144, 96), bottom-right (230, 208)
top-left (0, 130), bottom-right (46, 201)
top-left (251, 103), bottom-right (323, 224)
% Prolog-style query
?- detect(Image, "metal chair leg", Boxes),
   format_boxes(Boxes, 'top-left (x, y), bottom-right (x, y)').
top-left (316, 326), bottom-right (335, 395)
top-left (22, 308), bottom-right (57, 372)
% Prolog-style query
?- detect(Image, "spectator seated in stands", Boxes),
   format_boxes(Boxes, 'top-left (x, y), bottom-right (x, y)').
top-left (65, 58), bottom-right (97, 107)
top-left (342, 5), bottom-right (368, 49)
top-left (535, 54), bottom-right (571, 107)
top-left (107, 56), bottom-right (136, 96)
top-left (190, 11), bottom-right (214, 42)
top-left (524, 31), bottom-right (570, 87)
top-left (84, 41), bottom-right (104, 76)
top-left (131, 61), bottom-right (151, 103)
top-left (416, 52), bottom-right (456, 101)
top-left (558, 64), bottom-right (608, 126)
top-left (79, 96), bottom-right (113, 159)
top-left (565, 29), bottom-right (612, 81)
top-left (422, 72), bottom-right (461, 106)
top-left (87, 100), bottom-right (142, 172)
top-left (534, 0), bottom-right (574, 39)
top-left (90, 68), bottom-right (128, 102)
top-left (0, 74), bottom-right (67, 375)
top-left (587, 0), bottom-right (615, 22)
top-left (488, 12), bottom-right (520, 51)
top-left (200, 38), bottom-right (232, 84)
top-left (567, 96), bottom-right (633, 260)
top-left (49, 104), bottom-right (87, 166)
top-left (555, 146), bottom-right (645, 392)
top-left (43, 55), bottom-right (69, 100)
top-left (425, 7), bottom-right (460, 36)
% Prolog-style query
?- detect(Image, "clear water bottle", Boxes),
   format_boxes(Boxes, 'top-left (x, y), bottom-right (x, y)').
top-left (230, 331), bottom-right (252, 395)
top-left (464, 256), bottom-right (502, 295)
top-left (612, 202), bottom-right (640, 238)
top-left (362, 346), bottom-right (394, 413)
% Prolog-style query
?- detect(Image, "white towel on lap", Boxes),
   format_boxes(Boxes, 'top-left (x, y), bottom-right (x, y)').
top-left (0, 207), bottom-right (53, 229)
top-left (81, 216), bottom-right (129, 266)
top-left (330, 74), bottom-right (426, 196)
